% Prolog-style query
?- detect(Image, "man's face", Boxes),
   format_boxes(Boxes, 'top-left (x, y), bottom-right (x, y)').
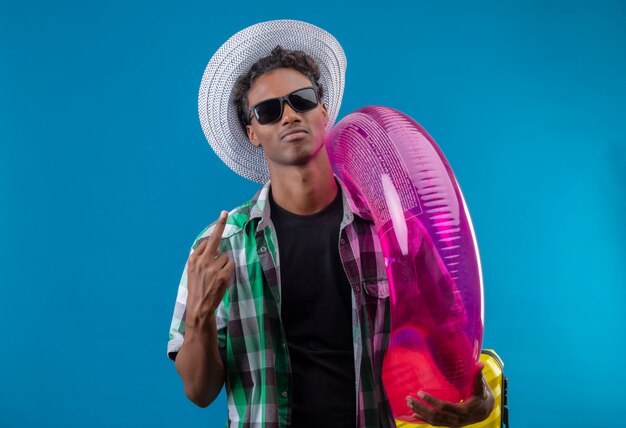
top-left (245, 67), bottom-right (329, 171)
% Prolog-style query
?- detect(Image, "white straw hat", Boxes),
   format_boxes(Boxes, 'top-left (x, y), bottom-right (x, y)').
top-left (198, 20), bottom-right (347, 183)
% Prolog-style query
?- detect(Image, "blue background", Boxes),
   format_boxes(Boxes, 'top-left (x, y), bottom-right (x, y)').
top-left (1, 0), bottom-right (624, 426)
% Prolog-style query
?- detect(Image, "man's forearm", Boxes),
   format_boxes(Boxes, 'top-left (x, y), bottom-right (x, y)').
top-left (174, 315), bottom-right (225, 407)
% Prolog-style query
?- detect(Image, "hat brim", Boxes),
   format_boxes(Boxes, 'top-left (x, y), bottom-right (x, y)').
top-left (198, 20), bottom-right (347, 183)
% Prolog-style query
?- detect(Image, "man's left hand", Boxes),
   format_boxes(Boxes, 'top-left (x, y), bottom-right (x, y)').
top-left (405, 363), bottom-right (495, 427)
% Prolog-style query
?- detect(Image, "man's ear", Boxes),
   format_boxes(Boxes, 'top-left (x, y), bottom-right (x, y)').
top-left (322, 103), bottom-right (329, 125)
top-left (246, 124), bottom-right (262, 148)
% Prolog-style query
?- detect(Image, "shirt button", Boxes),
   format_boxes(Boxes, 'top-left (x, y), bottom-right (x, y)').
top-left (281, 391), bottom-right (288, 398)
top-left (340, 238), bottom-right (346, 244)
top-left (355, 285), bottom-right (361, 292)
top-left (259, 246), bottom-right (267, 253)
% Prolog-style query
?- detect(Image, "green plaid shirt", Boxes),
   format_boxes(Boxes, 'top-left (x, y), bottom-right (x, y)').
top-left (168, 178), bottom-right (395, 427)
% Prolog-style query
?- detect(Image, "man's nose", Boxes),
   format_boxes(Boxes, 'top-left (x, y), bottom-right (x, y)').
top-left (280, 101), bottom-right (301, 124)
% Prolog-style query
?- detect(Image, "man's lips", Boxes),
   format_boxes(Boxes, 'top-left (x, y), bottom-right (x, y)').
top-left (280, 128), bottom-right (309, 141)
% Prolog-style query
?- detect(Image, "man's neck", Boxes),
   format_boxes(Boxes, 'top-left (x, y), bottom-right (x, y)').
top-left (269, 158), bottom-right (338, 216)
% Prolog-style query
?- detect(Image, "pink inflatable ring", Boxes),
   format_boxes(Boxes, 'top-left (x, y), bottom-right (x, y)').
top-left (326, 106), bottom-right (484, 422)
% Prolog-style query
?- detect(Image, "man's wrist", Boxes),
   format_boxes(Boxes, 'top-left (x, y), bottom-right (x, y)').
top-left (185, 312), bottom-right (217, 333)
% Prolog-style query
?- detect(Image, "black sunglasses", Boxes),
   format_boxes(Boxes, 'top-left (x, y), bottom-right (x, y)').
top-left (247, 86), bottom-right (320, 125)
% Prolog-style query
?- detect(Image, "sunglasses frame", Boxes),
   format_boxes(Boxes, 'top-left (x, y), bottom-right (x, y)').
top-left (247, 86), bottom-right (320, 125)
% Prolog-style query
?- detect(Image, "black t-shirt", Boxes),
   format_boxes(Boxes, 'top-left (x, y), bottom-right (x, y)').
top-left (270, 186), bottom-right (356, 428)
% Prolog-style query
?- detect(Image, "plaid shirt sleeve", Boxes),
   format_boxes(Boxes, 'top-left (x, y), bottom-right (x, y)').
top-left (167, 252), bottom-right (191, 361)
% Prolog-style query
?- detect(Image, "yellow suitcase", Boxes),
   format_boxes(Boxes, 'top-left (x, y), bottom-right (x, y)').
top-left (395, 349), bottom-right (509, 428)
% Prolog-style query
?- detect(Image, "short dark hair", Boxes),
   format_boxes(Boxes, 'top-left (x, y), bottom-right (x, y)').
top-left (232, 45), bottom-right (324, 129)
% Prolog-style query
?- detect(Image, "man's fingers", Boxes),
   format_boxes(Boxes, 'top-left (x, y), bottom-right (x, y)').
top-left (473, 364), bottom-right (487, 395)
top-left (190, 211), bottom-right (228, 261)
top-left (407, 397), bottom-right (462, 427)
top-left (224, 258), bottom-right (236, 277)
top-left (192, 237), bottom-right (209, 257)
top-left (217, 258), bottom-right (236, 287)
top-left (206, 210), bottom-right (229, 256)
top-left (417, 391), bottom-right (463, 414)
top-left (212, 252), bottom-right (230, 269)
top-left (406, 396), bottom-right (436, 420)
top-left (407, 367), bottom-right (493, 427)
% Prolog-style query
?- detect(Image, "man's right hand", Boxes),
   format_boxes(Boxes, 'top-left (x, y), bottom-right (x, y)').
top-left (185, 210), bottom-right (235, 330)
top-left (175, 210), bottom-right (232, 407)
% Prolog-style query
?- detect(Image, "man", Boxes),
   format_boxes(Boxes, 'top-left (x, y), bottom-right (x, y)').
top-left (168, 20), bottom-right (493, 428)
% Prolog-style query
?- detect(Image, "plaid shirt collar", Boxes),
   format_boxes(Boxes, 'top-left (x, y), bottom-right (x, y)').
top-left (248, 175), bottom-right (373, 233)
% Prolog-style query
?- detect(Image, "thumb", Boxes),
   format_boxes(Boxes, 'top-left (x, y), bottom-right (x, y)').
top-left (473, 362), bottom-right (486, 393)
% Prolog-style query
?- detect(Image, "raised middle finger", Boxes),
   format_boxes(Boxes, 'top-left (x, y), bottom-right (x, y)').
top-left (204, 210), bottom-right (229, 258)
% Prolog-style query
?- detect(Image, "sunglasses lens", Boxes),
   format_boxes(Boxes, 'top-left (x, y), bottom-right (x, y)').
top-left (254, 99), bottom-right (282, 125)
top-left (289, 88), bottom-right (318, 112)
